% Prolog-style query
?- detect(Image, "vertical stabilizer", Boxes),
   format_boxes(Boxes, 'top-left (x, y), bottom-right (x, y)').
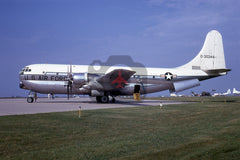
top-left (226, 89), bottom-right (231, 95)
top-left (178, 30), bottom-right (227, 71)
top-left (233, 88), bottom-right (236, 93)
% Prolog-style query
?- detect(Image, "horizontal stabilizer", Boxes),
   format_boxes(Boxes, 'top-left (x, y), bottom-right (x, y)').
top-left (204, 68), bottom-right (231, 74)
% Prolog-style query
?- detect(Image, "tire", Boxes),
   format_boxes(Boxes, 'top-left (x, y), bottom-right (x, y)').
top-left (27, 97), bottom-right (34, 103)
top-left (101, 96), bottom-right (109, 103)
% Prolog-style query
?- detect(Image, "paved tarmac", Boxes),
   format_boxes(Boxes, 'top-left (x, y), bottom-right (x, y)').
top-left (0, 97), bottom-right (187, 116)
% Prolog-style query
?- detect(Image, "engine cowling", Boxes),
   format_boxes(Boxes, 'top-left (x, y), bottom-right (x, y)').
top-left (79, 85), bottom-right (91, 94)
top-left (73, 73), bottom-right (88, 85)
top-left (90, 90), bottom-right (104, 97)
top-left (82, 85), bottom-right (90, 89)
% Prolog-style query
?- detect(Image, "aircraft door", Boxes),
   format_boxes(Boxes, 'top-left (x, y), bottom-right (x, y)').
top-left (134, 85), bottom-right (140, 93)
top-left (133, 85), bottom-right (141, 101)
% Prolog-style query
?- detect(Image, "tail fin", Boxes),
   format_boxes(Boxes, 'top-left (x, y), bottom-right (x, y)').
top-left (233, 88), bottom-right (237, 93)
top-left (178, 30), bottom-right (230, 72)
top-left (227, 89), bottom-right (231, 95)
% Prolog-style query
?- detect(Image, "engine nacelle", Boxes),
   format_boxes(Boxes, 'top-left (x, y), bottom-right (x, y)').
top-left (82, 85), bottom-right (90, 90)
top-left (79, 88), bottom-right (89, 94)
top-left (173, 79), bottom-right (200, 93)
top-left (73, 73), bottom-right (88, 85)
top-left (90, 90), bottom-right (104, 97)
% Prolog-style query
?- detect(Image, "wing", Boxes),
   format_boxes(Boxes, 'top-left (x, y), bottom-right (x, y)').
top-left (97, 69), bottom-right (136, 89)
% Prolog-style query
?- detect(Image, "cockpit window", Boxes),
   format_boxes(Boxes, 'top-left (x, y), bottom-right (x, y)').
top-left (22, 67), bottom-right (32, 72)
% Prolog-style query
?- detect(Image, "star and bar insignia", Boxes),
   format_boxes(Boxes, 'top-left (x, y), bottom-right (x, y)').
top-left (160, 72), bottom-right (177, 81)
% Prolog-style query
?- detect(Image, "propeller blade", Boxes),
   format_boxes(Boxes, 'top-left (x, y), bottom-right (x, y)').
top-left (70, 82), bottom-right (73, 98)
top-left (67, 64), bottom-right (73, 100)
top-left (67, 82), bottom-right (70, 100)
top-left (70, 64), bottom-right (72, 75)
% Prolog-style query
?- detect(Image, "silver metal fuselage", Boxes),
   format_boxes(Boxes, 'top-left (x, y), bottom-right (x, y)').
top-left (19, 64), bottom-right (218, 96)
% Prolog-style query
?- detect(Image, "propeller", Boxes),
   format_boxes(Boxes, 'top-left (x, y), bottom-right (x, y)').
top-left (67, 64), bottom-right (73, 100)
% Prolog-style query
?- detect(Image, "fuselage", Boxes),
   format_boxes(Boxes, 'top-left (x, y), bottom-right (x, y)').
top-left (19, 63), bottom-right (216, 96)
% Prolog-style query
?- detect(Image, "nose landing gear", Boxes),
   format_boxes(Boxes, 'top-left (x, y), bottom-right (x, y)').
top-left (27, 97), bottom-right (34, 103)
top-left (27, 91), bottom-right (37, 103)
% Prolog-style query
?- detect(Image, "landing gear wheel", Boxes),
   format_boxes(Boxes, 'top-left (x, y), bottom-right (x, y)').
top-left (27, 97), bottom-right (34, 103)
top-left (101, 96), bottom-right (109, 103)
top-left (96, 96), bottom-right (109, 103)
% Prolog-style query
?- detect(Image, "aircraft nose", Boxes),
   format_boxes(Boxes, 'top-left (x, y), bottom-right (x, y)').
top-left (19, 73), bottom-right (25, 81)
top-left (19, 82), bottom-right (25, 89)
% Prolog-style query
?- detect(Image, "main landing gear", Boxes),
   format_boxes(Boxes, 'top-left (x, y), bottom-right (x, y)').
top-left (96, 96), bottom-right (116, 103)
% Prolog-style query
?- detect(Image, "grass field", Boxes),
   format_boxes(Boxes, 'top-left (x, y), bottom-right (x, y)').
top-left (1, 97), bottom-right (240, 160)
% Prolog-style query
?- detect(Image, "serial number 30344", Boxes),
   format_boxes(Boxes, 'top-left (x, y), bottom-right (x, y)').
top-left (200, 55), bottom-right (215, 58)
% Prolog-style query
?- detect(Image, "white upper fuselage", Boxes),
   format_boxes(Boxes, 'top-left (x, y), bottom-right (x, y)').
top-left (19, 63), bottom-right (217, 95)
top-left (20, 64), bottom-right (208, 77)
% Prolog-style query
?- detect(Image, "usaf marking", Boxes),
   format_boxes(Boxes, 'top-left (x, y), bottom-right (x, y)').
top-left (24, 75), bottom-right (68, 81)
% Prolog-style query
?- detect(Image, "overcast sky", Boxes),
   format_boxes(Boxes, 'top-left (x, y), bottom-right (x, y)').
top-left (0, 0), bottom-right (239, 97)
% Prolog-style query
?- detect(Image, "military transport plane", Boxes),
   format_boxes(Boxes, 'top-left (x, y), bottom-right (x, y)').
top-left (19, 30), bottom-right (231, 103)
top-left (233, 88), bottom-right (240, 95)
